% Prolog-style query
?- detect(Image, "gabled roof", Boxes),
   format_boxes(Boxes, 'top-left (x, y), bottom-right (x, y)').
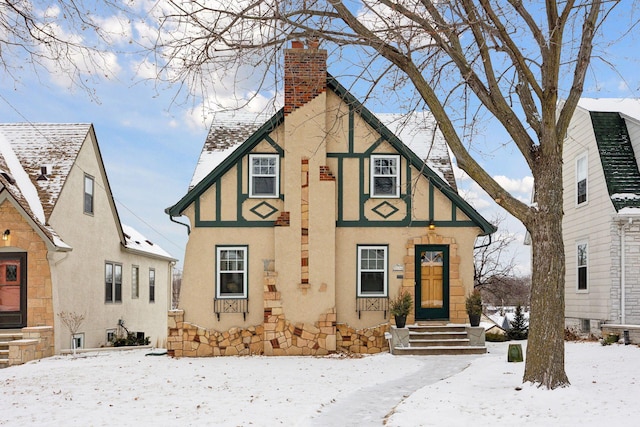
top-left (0, 123), bottom-right (92, 249)
top-left (122, 224), bottom-right (177, 261)
top-left (168, 75), bottom-right (495, 235)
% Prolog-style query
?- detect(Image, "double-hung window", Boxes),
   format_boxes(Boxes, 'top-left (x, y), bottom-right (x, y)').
top-left (371, 155), bottom-right (400, 198)
top-left (249, 154), bottom-right (279, 197)
top-left (576, 154), bottom-right (587, 205)
top-left (131, 266), bottom-right (139, 299)
top-left (216, 246), bottom-right (247, 298)
top-left (357, 245), bottom-right (388, 297)
top-left (577, 242), bottom-right (588, 291)
top-left (149, 268), bottom-right (155, 302)
top-left (84, 174), bottom-right (94, 214)
top-left (105, 262), bottom-right (122, 303)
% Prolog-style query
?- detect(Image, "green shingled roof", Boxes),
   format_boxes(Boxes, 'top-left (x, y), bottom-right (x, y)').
top-left (591, 111), bottom-right (640, 211)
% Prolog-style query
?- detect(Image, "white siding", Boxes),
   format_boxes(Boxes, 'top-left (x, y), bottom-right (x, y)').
top-left (563, 107), bottom-right (614, 322)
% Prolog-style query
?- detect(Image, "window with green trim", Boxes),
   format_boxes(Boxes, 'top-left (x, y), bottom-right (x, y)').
top-left (370, 155), bottom-right (400, 198)
top-left (357, 245), bottom-right (388, 297)
top-left (216, 246), bottom-right (248, 298)
top-left (249, 154), bottom-right (279, 198)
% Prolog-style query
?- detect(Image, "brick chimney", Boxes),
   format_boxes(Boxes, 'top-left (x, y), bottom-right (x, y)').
top-left (284, 39), bottom-right (327, 115)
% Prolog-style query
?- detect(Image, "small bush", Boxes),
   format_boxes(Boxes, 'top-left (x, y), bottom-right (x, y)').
top-left (112, 333), bottom-right (150, 347)
top-left (485, 332), bottom-right (508, 342)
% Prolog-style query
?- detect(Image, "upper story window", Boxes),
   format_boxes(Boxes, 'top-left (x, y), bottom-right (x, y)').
top-left (249, 154), bottom-right (279, 198)
top-left (84, 174), bottom-right (94, 214)
top-left (131, 266), bottom-right (139, 299)
top-left (577, 242), bottom-right (588, 292)
top-left (371, 155), bottom-right (400, 198)
top-left (576, 154), bottom-right (587, 205)
top-left (105, 262), bottom-right (122, 303)
top-left (357, 245), bottom-right (388, 297)
top-left (149, 268), bottom-right (156, 303)
top-left (216, 246), bottom-right (247, 299)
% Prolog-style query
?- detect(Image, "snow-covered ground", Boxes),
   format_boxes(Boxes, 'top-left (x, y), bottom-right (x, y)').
top-left (1, 341), bottom-right (638, 426)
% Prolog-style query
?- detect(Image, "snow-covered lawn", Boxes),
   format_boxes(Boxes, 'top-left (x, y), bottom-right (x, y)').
top-left (1, 341), bottom-right (638, 426)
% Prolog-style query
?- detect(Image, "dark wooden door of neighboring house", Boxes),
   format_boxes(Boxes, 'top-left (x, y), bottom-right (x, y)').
top-left (0, 253), bottom-right (27, 328)
top-left (415, 245), bottom-right (449, 321)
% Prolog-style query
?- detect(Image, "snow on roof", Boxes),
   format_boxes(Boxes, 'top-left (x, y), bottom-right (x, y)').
top-left (122, 224), bottom-right (175, 261)
top-left (190, 111), bottom-right (273, 189)
top-left (376, 112), bottom-right (455, 188)
top-left (191, 110), bottom-right (456, 189)
top-left (0, 123), bottom-right (90, 221)
top-left (578, 98), bottom-right (640, 121)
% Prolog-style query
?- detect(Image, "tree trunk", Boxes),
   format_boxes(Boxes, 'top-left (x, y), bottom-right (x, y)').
top-left (523, 152), bottom-right (569, 389)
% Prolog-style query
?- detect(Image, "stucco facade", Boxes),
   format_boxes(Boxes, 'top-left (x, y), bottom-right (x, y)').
top-left (167, 43), bottom-right (494, 356)
top-left (1, 124), bottom-right (175, 355)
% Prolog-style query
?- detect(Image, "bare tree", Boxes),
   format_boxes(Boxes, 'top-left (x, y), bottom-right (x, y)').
top-left (172, 268), bottom-right (182, 309)
top-left (145, 1), bottom-right (636, 389)
top-left (0, 0), bottom-right (133, 97)
top-left (474, 214), bottom-right (519, 290)
top-left (57, 311), bottom-right (85, 355)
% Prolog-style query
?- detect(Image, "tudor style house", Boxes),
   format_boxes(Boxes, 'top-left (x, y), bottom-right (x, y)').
top-left (166, 41), bottom-right (495, 356)
top-left (0, 123), bottom-right (175, 363)
top-left (563, 98), bottom-right (640, 343)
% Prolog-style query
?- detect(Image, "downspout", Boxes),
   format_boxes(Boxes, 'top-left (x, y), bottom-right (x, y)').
top-left (168, 213), bottom-right (190, 235)
top-left (620, 218), bottom-right (631, 324)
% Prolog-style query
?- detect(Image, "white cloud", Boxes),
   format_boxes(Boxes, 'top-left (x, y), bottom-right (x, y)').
top-left (493, 175), bottom-right (533, 195)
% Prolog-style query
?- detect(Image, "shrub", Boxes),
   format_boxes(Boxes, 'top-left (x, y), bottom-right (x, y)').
top-left (507, 304), bottom-right (528, 340)
top-left (485, 332), bottom-right (508, 342)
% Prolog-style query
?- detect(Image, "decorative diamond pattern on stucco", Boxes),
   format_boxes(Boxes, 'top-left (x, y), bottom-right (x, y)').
top-left (372, 201), bottom-right (399, 219)
top-left (250, 201), bottom-right (278, 219)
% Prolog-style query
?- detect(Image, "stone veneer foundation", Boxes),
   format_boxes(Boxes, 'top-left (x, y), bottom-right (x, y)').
top-left (167, 270), bottom-right (391, 357)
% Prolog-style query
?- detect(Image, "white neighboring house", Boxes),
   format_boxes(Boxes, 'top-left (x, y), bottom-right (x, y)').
top-left (0, 123), bottom-right (176, 356)
top-left (563, 99), bottom-right (640, 342)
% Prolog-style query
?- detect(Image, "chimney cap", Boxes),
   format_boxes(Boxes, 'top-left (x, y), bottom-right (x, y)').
top-left (291, 40), bottom-right (304, 49)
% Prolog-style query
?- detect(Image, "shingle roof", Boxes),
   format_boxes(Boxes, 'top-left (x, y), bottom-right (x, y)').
top-left (172, 75), bottom-right (494, 235)
top-left (589, 111), bottom-right (640, 211)
top-left (189, 107), bottom-right (457, 191)
top-left (0, 123), bottom-right (91, 221)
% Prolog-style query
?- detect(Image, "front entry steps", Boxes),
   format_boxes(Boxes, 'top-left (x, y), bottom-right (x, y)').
top-left (391, 324), bottom-right (486, 356)
top-left (0, 330), bottom-right (23, 368)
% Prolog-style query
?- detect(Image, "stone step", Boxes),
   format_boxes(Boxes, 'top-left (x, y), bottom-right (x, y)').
top-left (408, 338), bottom-right (470, 347)
top-left (393, 345), bottom-right (487, 356)
top-left (0, 333), bottom-right (23, 342)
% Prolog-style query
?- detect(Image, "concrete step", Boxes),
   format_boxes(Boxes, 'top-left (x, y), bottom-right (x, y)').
top-left (408, 325), bottom-right (466, 333)
top-left (409, 331), bottom-right (467, 340)
top-left (393, 345), bottom-right (487, 356)
top-left (409, 338), bottom-right (470, 347)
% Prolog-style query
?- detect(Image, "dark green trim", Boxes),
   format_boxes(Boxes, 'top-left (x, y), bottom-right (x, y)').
top-left (356, 244), bottom-right (390, 298)
top-left (166, 110), bottom-right (285, 216)
top-left (429, 182), bottom-right (435, 221)
top-left (414, 244), bottom-right (449, 320)
top-left (590, 111), bottom-right (640, 211)
top-left (337, 220), bottom-right (478, 228)
top-left (348, 106), bottom-right (355, 153)
top-left (168, 75), bottom-right (495, 236)
top-left (337, 158), bottom-right (344, 223)
top-left (328, 74), bottom-right (495, 235)
top-left (215, 244), bottom-right (249, 299)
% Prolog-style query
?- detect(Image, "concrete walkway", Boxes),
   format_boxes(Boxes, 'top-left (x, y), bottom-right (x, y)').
top-left (308, 354), bottom-right (480, 426)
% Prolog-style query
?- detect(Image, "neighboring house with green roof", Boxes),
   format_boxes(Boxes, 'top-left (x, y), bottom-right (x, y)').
top-left (563, 98), bottom-right (640, 342)
top-left (166, 41), bottom-right (495, 356)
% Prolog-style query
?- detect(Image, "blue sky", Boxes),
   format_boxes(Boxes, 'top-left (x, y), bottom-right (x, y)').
top-left (1, 3), bottom-right (638, 274)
